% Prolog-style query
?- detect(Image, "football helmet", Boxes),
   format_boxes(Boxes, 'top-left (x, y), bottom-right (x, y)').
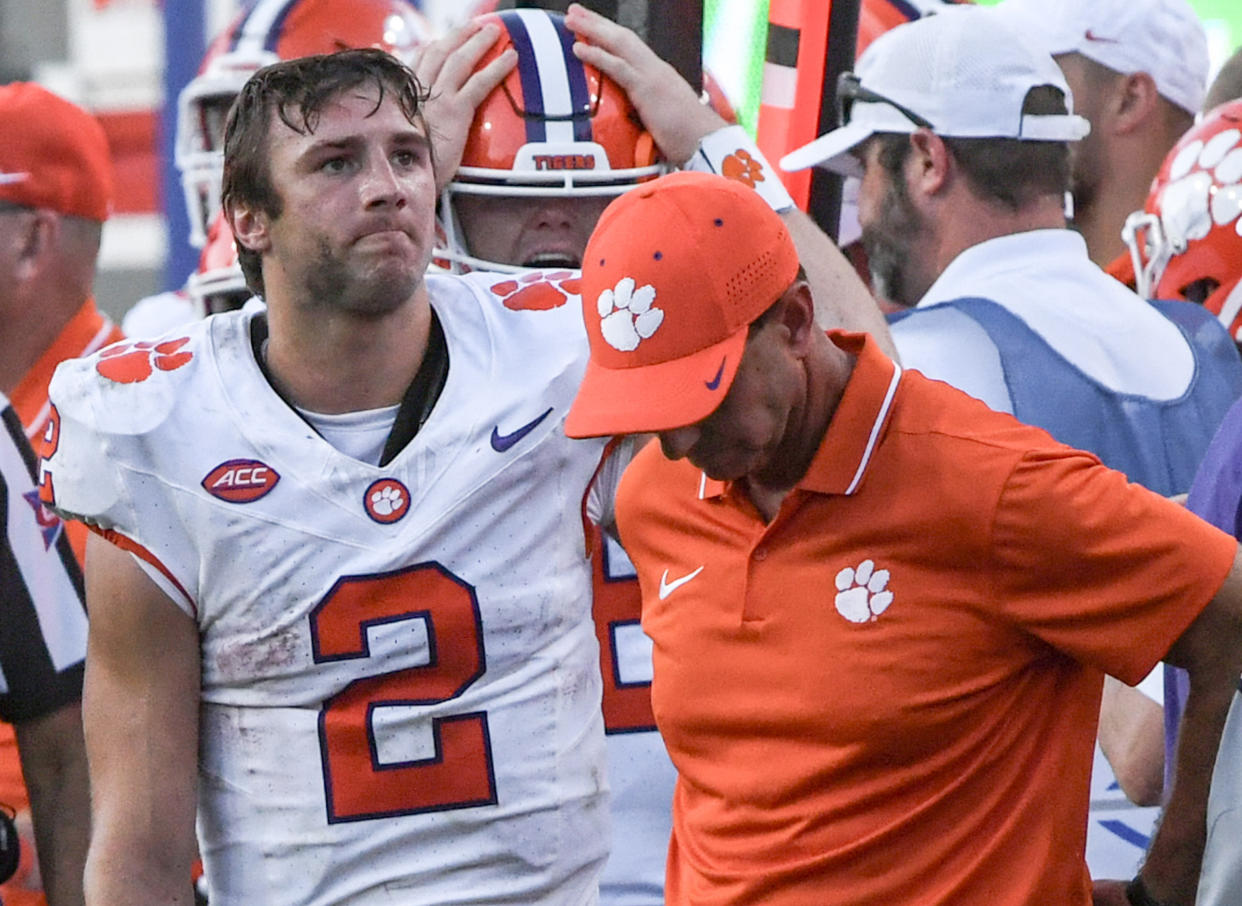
top-left (188, 213), bottom-right (252, 317)
top-left (1123, 100), bottom-right (1242, 342)
top-left (176, 0), bottom-right (433, 247)
top-left (437, 8), bottom-right (664, 273)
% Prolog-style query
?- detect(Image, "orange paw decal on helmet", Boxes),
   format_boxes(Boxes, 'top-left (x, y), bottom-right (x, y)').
top-left (96, 337), bottom-right (194, 384)
top-left (722, 149), bottom-right (765, 188)
top-left (490, 270), bottom-right (582, 311)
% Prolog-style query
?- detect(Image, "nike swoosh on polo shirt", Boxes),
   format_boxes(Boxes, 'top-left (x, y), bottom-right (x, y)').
top-left (658, 566), bottom-right (704, 600)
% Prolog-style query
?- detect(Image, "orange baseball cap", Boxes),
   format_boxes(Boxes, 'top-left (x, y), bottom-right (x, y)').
top-left (565, 171), bottom-right (800, 438)
top-left (0, 83), bottom-right (113, 222)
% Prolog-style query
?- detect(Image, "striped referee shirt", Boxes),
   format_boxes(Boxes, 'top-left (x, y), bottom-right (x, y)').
top-left (0, 394), bottom-right (86, 723)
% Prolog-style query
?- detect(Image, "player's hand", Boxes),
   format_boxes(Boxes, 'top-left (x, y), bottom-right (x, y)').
top-left (565, 2), bottom-right (725, 166)
top-left (1091, 879), bottom-right (1132, 906)
top-left (413, 21), bottom-right (516, 194)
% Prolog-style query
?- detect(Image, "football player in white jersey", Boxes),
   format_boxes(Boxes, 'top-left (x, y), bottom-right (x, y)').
top-left (50, 48), bottom-right (616, 905)
top-left (427, 9), bottom-right (672, 903)
top-left (43, 18), bottom-right (893, 906)
top-left (417, 8), bottom-right (897, 902)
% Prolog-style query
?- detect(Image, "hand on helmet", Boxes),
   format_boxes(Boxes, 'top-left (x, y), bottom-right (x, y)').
top-left (414, 21), bottom-right (516, 195)
top-left (565, 3), bottom-right (725, 167)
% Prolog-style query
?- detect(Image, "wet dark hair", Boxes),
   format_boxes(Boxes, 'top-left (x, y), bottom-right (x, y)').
top-left (220, 48), bottom-right (430, 296)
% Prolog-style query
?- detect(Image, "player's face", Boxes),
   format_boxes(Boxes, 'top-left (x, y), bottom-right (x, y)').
top-left (856, 139), bottom-right (933, 308)
top-left (453, 193), bottom-right (614, 269)
top-left (262, 87), bottom-right (436, 315)
top-left (657, 317), bottom-right (803, 484)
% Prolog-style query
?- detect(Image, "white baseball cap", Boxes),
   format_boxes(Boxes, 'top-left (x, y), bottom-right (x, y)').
top-left (997, 0), bottom-right (1207, 115)
top-left (781, 7), bottom-right (1090, 178)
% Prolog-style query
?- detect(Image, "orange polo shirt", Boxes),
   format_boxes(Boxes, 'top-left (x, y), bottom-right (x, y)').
top-left (615, 330), bottom-right (1236, 906)
top-left (2, 298), bottom-right (121, 906)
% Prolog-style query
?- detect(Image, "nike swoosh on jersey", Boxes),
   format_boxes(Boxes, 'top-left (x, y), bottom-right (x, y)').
top-left (705, 357), bottom-right (726, 391)
top-left (658, 565), bottom-right (704, 600)
top-left (491, 407), bottom-right (554, 452)
top-left (0, 172), bottom-right (29, 185)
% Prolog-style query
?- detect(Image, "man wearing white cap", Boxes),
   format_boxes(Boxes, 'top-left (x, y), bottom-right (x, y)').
top-left (998, 0), bottom-right (1206, 278)
top-left (781, 6), bottom-right (1238, 503)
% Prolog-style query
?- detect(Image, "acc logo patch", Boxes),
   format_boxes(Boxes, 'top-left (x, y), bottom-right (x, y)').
top-left (97, 337), bottom-right (193, 384)
top-left (490, 270), bottom-right (581, 311)
top-left (365, 478), bottom-right (410, 524)
top-left (202, 459), bottom-right (280, 503)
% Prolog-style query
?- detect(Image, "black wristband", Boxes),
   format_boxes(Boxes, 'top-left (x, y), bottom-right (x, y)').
top-left (1125, 875), bottom-right (1169, 906)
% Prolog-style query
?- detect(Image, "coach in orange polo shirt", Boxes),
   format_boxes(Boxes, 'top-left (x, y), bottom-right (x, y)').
top-left (566, 171), bottom-right (1242, 906)
top-left (0, 82), bottom-right (115, 906)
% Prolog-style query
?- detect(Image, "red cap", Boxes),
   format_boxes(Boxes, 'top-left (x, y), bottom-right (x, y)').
top-left (565, 171), bottom-right (799, 438)
top-left (0, 83), bottom-right (113, 222)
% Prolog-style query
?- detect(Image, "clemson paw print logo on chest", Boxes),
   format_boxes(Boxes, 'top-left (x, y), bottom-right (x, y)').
top-left (364, 478), bottom-right (409, 524)
top-left (721, 149), bottom-right (765, 188)
top-left (834, 559), bottom-right (893, 623)
top-left (1158, 127), bottom-right (1242, 249)
top-left (96, 337), bottom-right (193, 383)
top-left (598, 276), bottom-right (664, 352)
top-left (490, 270), bottom-right (581, 311)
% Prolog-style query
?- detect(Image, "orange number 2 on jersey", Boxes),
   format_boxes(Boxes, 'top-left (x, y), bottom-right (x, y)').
top-left (310, 562), bottom-right (497, 822)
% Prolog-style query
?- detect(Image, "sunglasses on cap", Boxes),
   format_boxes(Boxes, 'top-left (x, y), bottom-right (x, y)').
top-left (836, 72), bottom-right (934, 131)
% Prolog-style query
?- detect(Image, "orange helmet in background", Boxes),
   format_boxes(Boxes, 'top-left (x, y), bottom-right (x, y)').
top-left (188, 213), bottom-right (251, 317)
top-left (1124, 100), bottom-right (1242, 342)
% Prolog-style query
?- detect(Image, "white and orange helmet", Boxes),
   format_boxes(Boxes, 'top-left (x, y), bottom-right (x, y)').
top-left (436, 8), bottom-right (664, 273)
top-left (1124, 100), bottom-right (1242, 342)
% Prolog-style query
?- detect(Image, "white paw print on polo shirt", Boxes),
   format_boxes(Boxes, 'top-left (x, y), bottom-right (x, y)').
top-left (371, 484), bottom-right (405, 517)
top-left (598, 276), bottom-right (664, 352)
top-left (834, 559), bottom-right (894, 623)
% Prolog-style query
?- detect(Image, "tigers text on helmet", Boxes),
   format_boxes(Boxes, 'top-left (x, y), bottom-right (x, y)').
top-left (436, 8), bottom-right (664, 274)
top-left (1123, 100), bottom-right (1242, 343)
top-left (176, 0), bottom-right (432, 248)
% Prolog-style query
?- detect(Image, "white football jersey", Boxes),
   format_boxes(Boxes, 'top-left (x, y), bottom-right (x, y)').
top-left (45, 272), bottom-right (610, 905)
top-left (591, 531), bottom-right (675, 906)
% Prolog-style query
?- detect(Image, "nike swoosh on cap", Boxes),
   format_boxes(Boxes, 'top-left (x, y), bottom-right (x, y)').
top-left (705, 357), bottom-right (726, 391)
top-left (0, 172), bottom-right (30, 185)
top-left (491, 407), bottom-right (554, 453)
top-left (658, 565), bottom-right (704, 600)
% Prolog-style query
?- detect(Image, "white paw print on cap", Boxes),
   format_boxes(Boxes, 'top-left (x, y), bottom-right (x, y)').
top-left (598, 276), bottom-right (664, 352)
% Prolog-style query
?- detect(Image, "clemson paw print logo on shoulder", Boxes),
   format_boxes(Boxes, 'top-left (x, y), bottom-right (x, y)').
top-left (490, 270), bottom-right (581, 311)
top-left (834, 559), bottom-right (893, 623)
top-left (96, 337), bottom-right (193, 384)
top-left (598, 276), bottom-right (664, 352)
